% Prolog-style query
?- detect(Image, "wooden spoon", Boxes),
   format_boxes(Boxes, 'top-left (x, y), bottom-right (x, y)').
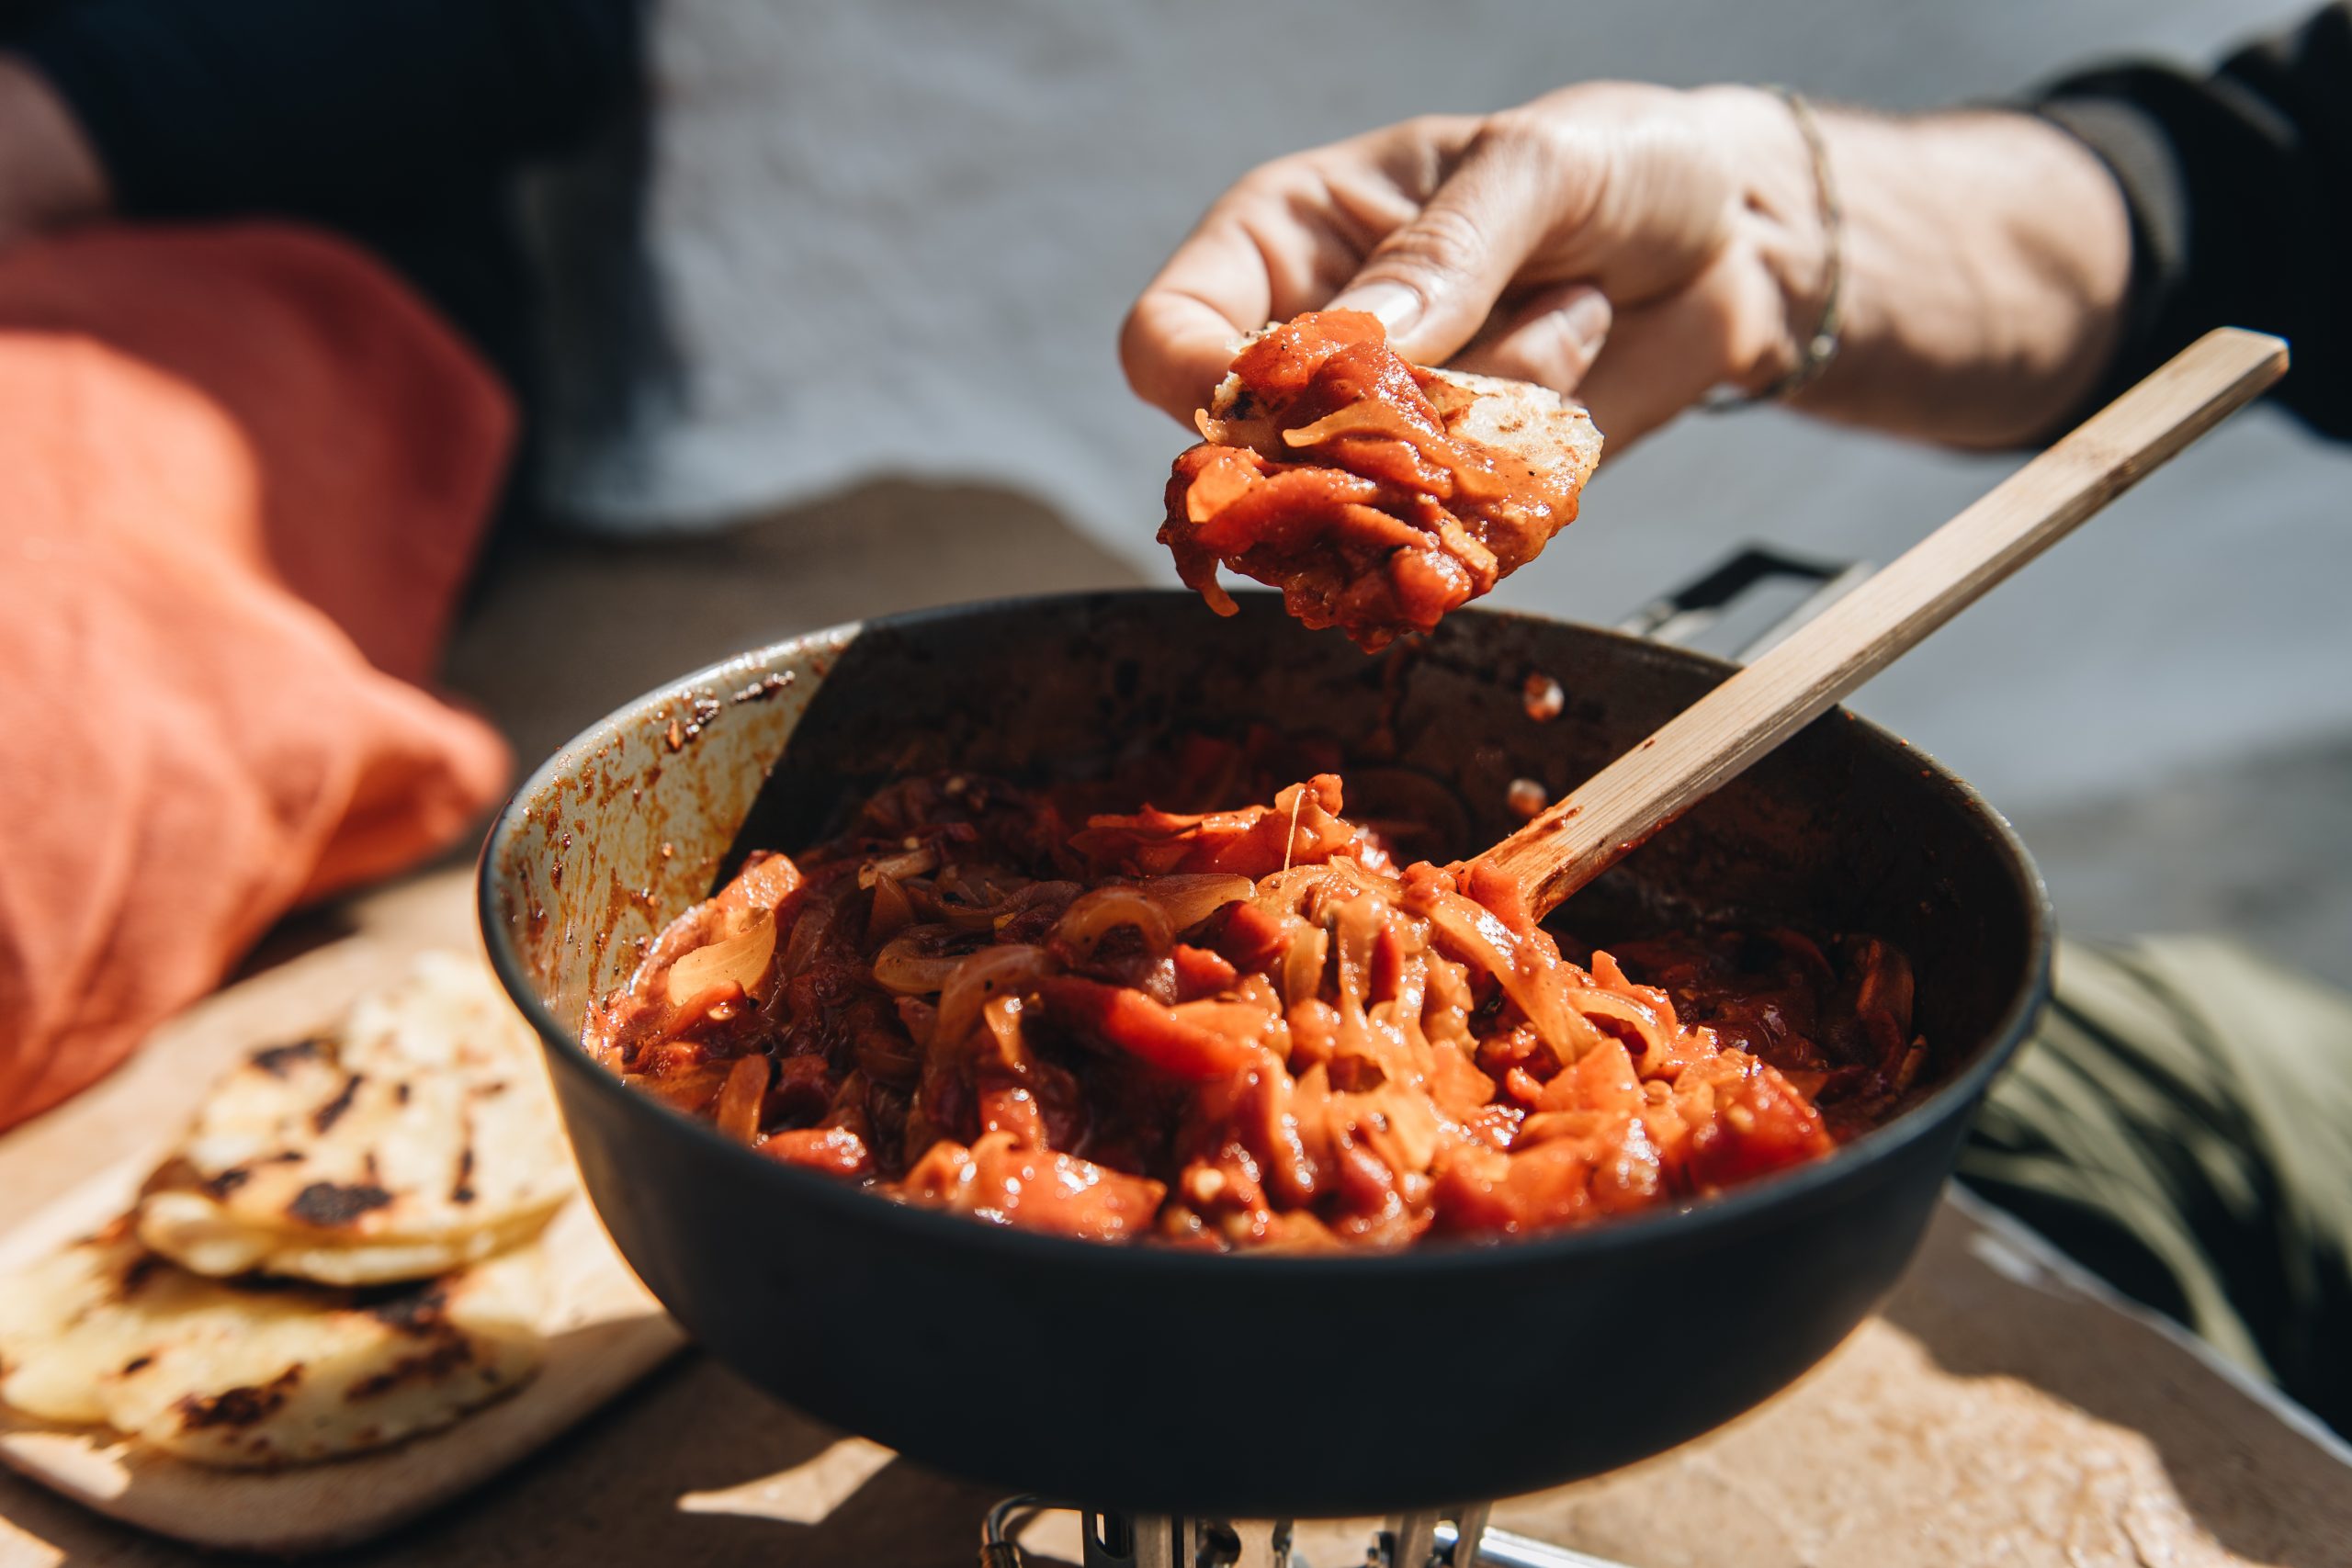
top-left (1474, 326), bottom-right (2290, 921)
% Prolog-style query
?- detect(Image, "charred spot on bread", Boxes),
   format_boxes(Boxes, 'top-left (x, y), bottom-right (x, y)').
top-left (138, 1157), bottom-right (200, 1199)
top-left (450, 1147), bottom-right (477, 1205)
top-left (173, 1367), bottom-right (301, 1430)
top-left (115, 1252), bottom-right (166, 1301)
top-left (250, 1038), bottom-right (328, 1077)
top-left (360, 1281), bottom-right (451, 1337)
top-left (286, 1182), bottom-right (394, 1228)
top-left (344, 1338), bottom-right (475, 1402)
top-left (310, 1072), bottom-right (365, 1134)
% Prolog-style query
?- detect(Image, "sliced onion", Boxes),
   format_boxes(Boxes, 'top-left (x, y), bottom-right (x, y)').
top-left (1328, 895), bottom-right (1384, 1019)
top-left (666, 911), bottom-right (776, 1006)
top-left (1139, 874), bottom-right (1252, 934)
top-left (713, 1054), bottom-right (771, 1144)
top-left (1056, 885), bottom-right (1173, 959)
top-left (1254, 863), bottom-right (1342, 919)
top-left (631, 1062), bottom-right (727, 1115)
top-left (1280, 389), bottom-right (1510, 502)
top-left (935, 899), bottom-right (1008, 932)
top-left (1283, 923), bottom-right (1329, 1010)
top-left (1425, 953), bottom-right (1474, 1016)
top-left (1385, 947), bottom-right (1430, 1020)
top-left (866, 874), bottom-right (915, 944)
top-left (1847, 937), bottom-right (1915, 1031)
top-left (1416, 888), bottom-right (1571, 1054)
top-left (859, 844), bottom-right (939, 888)
top-left (936, 944), bottom-right (1051, 1045)
top-left (870, 925), bottom-right (969, 995)
top-left (979, 993), bottom-right (1028, 1069)
top-left (1359, 1082), bottom-right (1442, 1176)
top-left (664, 980), bottom-right (750, 1040)
top-left (1280, 398), bottom-right (1428, 448)
top-left (781, 896), bottom-right (837, 978)
top-left (1570, 989), bottom-right (1668, 1061)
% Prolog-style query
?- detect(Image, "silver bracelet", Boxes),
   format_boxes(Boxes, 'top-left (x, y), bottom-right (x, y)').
top-left (1710, 85), bottom-right (1844, 408)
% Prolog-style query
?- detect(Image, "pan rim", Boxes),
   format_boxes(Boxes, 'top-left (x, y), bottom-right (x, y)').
top-left (478, 588), bottom-right (2054, 1278)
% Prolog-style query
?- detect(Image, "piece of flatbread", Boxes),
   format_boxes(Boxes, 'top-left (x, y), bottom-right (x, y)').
top-left (1177, 332), bottom-right (1605, 649)
top-left (0, 1224), bottom-right (545, 1468)
top-left (137, 952), bottom-right (571, 1286)
top-left (0, 1227), bottom-right (152, 1426)
top-left (1204, 355), bottom-right (1604, 540)
top-left (1419, 364), bottom-right (1604, 502)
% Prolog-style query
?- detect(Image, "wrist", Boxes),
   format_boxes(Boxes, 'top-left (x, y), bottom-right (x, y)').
top-left (1794, 108), bottom-right (2132, 444)
top-left (1689, 85), bottom-right (1840, 399)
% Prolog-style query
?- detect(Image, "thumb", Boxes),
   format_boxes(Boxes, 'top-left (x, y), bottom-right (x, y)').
top-left (1329, 118), bottom-right (1598, 364)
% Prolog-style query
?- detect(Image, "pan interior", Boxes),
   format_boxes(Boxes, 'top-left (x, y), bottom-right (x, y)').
top-left (490, 591), bottom-right (2040, 1119)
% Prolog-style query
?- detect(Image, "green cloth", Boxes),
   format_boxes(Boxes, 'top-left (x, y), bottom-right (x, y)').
top-left (1957, 937), bottom-right (2352, 1435)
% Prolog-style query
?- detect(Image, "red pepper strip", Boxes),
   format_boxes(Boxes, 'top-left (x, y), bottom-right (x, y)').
top-left (1212, 902), bottom-right (1289, 974)
top-left (1036, 975), bottom-right (1256, 1082)
top-left (1171, 943), bottom-right (1240, 1000)
top-left (762, 1125), bottom-right (875, 1178)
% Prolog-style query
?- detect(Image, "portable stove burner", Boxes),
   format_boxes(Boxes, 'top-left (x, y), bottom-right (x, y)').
top-left (978, 1498), bottom-right (1632, 1568)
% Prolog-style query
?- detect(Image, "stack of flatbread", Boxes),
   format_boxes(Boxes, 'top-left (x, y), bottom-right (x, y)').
top-left (0, 953), bottom-right (573, 1468)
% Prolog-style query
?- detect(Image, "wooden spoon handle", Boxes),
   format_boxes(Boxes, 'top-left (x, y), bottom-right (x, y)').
top-left (1478, 326), bottom-right (2290, 920)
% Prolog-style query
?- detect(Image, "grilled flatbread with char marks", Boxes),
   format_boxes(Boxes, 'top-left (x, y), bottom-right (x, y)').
top-left (0, 1222), bottom-right (545, 1467)
top-left (137, 952), bottom-right (571, 1286)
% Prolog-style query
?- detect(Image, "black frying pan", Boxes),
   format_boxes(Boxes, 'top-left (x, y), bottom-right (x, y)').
top-left (478, 590), bottom-right (2049, 1517)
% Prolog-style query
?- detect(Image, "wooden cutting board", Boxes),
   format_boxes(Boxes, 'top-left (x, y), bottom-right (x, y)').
top-left (0, 893), bottom-right (685, 1557)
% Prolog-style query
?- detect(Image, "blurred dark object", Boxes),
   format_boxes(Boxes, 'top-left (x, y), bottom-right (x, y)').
top-left (2035, 3), bottom-right (2351, 439)
top-left (1962, 936), bottom-right (2352, 1438)
top-left (2, 0), bottom-right (642, 414)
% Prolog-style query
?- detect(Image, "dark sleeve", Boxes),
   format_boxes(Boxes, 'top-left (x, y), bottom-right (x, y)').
top-left (2030, 4), bottom-right (2352, 440)
top-left (15, 0), bottom-right (639, 221)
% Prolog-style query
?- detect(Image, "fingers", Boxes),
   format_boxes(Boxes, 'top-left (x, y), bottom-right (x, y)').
top-left (1569, 248), bottom-right (1780, 448)
top-left (1121, 288), bottom-right (1250, 426)
top-left (1120, 197), bottom-right (1280, 424)
top-left (1122, 154), bottom-right (1408, 423)
top-left (1122, 86), bottom-right (1754, 426)
top-left (1329, 114), bottom-right (1607, 365)
top-left (1450, 284), bottom-right (1613, 396)
top-left (1444, 279), bottom-right (1721, 456)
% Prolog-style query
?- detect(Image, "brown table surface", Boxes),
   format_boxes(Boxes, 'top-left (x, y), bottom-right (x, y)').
top-left (6, 482), bottom-right (2350, 1568)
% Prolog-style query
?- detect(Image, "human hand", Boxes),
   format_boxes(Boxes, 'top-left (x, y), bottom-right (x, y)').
top-left (1122, 83), bottom-right (1831, 449)
top-left (1123, 84), bottom-right (2132, 451)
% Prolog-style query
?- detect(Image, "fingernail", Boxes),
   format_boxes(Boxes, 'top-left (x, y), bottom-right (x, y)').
top-left (1560, 289), bottom-right (1612, 360)
top-left (1330, 281), bottom-right (1425, 339)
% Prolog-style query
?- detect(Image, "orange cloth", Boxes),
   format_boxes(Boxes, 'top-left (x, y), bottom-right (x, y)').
top-left (0, 223), bottom-right (514, 1131)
